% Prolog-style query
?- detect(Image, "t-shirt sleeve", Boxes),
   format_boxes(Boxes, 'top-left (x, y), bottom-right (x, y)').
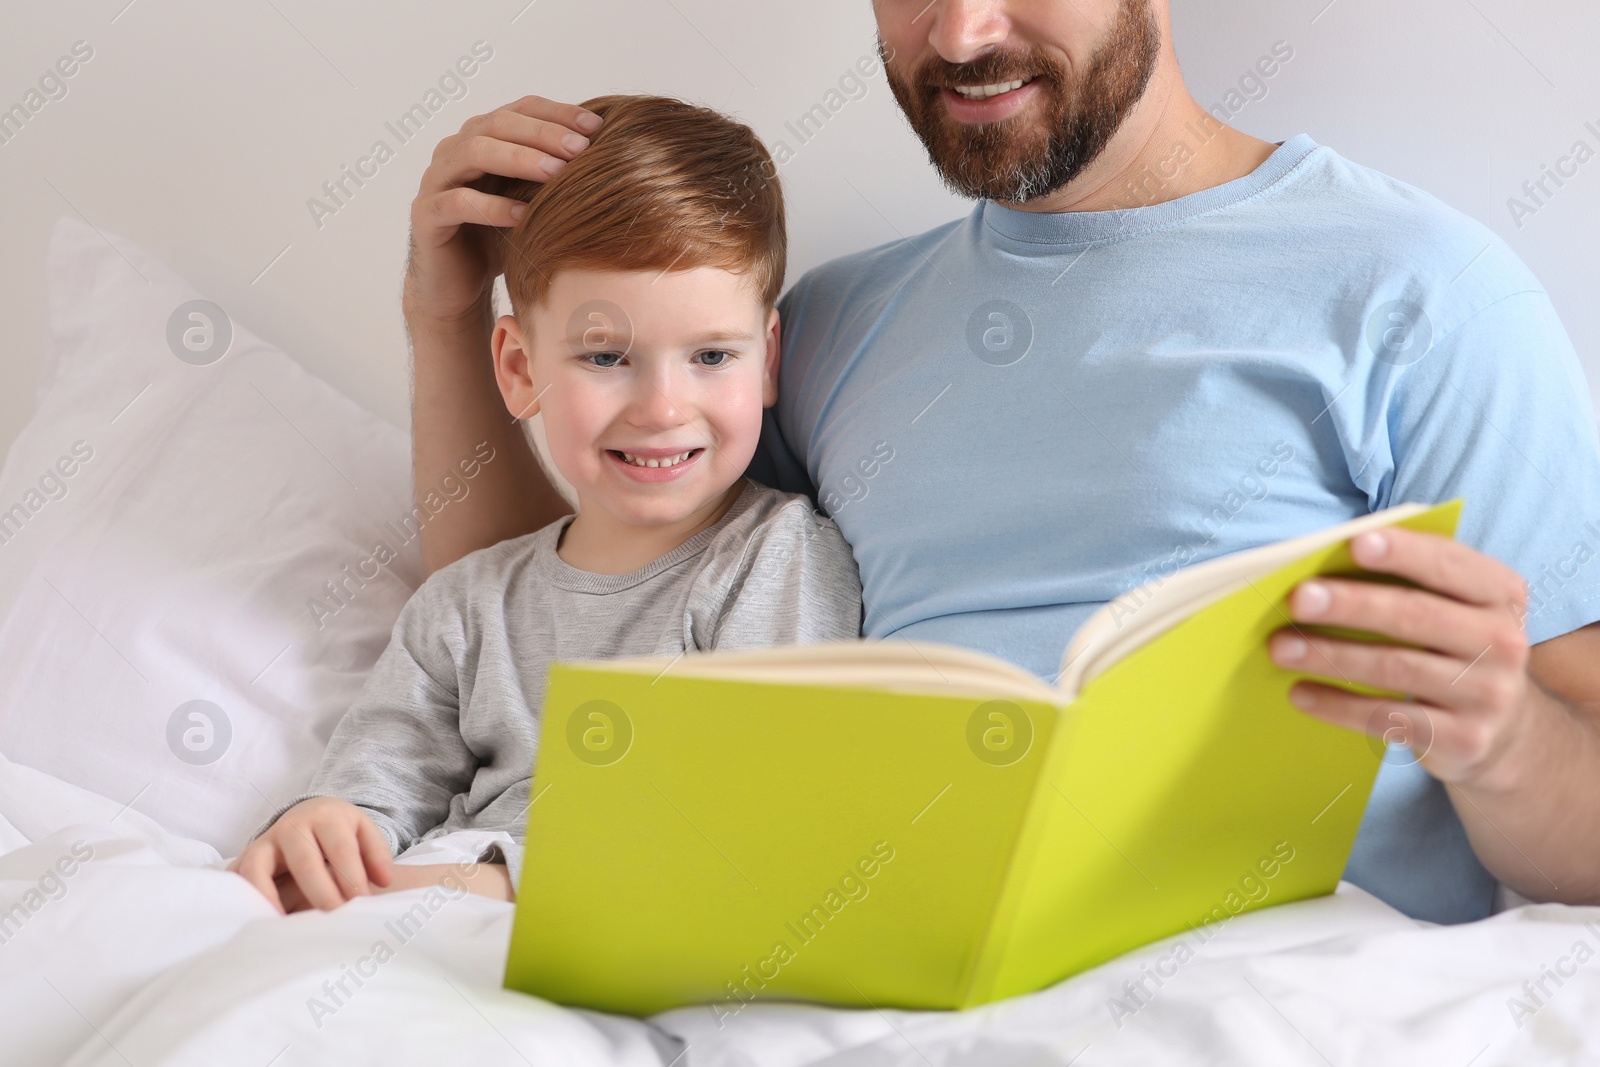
top-left (698, 501), bottom-right (864, 650)
top-left (298, 574), bottom-right (480, 854)
top-left (1366, 288), bottom-right (1600, 645)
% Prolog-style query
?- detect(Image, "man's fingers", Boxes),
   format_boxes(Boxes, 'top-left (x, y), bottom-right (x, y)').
top-left (356, 818), bottom-right (395, 889)
top-left (232, 846), bottom-right (288, 915)
top-left (1344, 528), bottom-right (1529, 611)
top-left (426, 131), bottom-right (568, 192)
top-left (458, 109), bottom-right (592, 168)
top-left (414, 186), bottom-right (526, 237)
top-left (459, 131), bottom-right (572, 185)
top-left (314, 824), bottom-right (371, 898)
top-left (425, 105), bottom-right (596, 195)
top-left (1271, 629), bottom-right (1512, 710)
top-left (1286, 682), bottom-right (1499, 781)
top-left (279, 826), bottom-right (349, 911)
top-left (1284, 578), bottom-right (1515, 662)
top-left (1287, 683), bottom-right (1438, 746)
top-left (490, 94), bottom-right (603, 137)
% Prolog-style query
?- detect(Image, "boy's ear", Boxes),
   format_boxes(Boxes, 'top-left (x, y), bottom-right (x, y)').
top-left (762, 306), bottom-right (781, 409)
top-left (491, 314), bottom-right (543, 419)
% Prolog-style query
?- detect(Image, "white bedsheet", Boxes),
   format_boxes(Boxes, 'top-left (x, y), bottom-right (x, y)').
top-left (2, 753), bottom-right (1596, 1067)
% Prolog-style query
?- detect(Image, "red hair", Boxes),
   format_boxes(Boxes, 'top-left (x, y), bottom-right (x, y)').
top-left (481, 94), bottom-right (786, 317)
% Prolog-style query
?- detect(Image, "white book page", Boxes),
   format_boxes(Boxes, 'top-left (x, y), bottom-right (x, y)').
top-left (577, 637), bottom-right (1063, 704)
top-left (1055, 503), bottom-right (1430, 699)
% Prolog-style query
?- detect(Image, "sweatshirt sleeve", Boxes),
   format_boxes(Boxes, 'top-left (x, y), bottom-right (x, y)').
top-left (696, 496), bottom-right (865, 651)
top-left (293, 571), bottom-right (480, 855)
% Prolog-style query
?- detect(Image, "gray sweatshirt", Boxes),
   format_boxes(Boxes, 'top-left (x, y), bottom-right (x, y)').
top-left (258, 479), bottom-right (863, 888)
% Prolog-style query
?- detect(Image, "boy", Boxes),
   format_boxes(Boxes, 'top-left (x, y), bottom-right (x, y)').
top-left (229, 95), bottom-right (864, 913)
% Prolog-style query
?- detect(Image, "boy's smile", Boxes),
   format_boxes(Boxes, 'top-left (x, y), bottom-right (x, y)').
top-left (607, 446), bottom-right (705, 480)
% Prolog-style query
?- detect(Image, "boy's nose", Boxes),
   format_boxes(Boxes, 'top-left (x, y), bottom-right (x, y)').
top-left (626, 377), bottom-right (687, 429)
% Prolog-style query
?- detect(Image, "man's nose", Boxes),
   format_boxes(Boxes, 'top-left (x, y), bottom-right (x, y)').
top-left (926, 0), bottom-right (1010, 65)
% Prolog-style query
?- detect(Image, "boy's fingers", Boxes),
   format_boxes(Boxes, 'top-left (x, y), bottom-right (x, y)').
top-left (275, 872), bottom-right (311, 914)
top-left (356, 818), bottom-right (395, 888)
top-left (232, 846), bottom-right (288, 915)
top-left (314, 824), bottom-right (370, 898)
top-left (279, 827), bottom-right (348, 911)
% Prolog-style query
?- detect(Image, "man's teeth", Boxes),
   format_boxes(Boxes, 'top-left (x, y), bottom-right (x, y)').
top-left (953, 77), bottom-right (1033, 100)
top-left (619, 450), bottom-right (696, 468)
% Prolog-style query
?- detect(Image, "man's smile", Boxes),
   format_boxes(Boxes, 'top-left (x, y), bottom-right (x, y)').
top-left (950, 75), bottom-right (1040, 101)
top-left (941, 76), bottom-right (1045, 124)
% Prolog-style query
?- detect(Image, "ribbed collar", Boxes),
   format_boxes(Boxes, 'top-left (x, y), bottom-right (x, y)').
top-left (980, 133), bottom-right (1321, 249)
top-left (537, 477), bottom-right (760, 594)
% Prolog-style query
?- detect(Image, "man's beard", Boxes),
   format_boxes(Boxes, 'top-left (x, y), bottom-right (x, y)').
top-left (881, 0), bottom-right (1162, 204)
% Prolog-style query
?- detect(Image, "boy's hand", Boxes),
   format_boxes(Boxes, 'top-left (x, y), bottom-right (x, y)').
top-left (227, 797), bottom-right (394, 914)
top-left (402, 95), bottom-right (601, 327)
top-left (372, 862), bottom-right (516, 902)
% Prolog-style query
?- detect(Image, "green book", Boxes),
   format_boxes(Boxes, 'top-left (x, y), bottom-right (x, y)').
top-left (504, 499), bottom-right (1462, 1016)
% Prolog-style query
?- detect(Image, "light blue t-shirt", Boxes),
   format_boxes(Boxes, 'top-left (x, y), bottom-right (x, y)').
top-left (747, 133), bottom-right (1600, 926)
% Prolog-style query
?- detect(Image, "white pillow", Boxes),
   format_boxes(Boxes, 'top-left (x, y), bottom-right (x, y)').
top-left (0, 216), bottom-right (431, 853)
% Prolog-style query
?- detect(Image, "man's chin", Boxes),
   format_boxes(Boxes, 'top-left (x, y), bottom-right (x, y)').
top-left (927, 140), bottom-right (1062, 203)
top-left (913, 98), bottom-right (1064, 202)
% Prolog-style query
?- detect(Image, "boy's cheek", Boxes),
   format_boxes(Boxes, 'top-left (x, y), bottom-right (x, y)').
top-left (540, 400), bottom-right (612, 483)
top-left (709, 382), bottom-right (772, 466)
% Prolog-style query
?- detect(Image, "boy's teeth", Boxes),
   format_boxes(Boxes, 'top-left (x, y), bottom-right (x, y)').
top-left (620, 450), bottom-right (695, 468)
top-left (953, 77), bottom-right (1031, 100)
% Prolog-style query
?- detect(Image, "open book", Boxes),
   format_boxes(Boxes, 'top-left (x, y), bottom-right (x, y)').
top-left (505, 499), bottom-right (1462, 1015)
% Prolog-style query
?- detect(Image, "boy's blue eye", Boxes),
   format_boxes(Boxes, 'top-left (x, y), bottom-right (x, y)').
top-left (587, 352), bottom-right (624, 368)
top-left (697, 350), bottom-right (732, 367)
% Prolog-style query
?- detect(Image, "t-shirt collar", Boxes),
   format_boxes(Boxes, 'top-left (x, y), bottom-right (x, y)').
top-left (980, 132), bottom-right (1321, 247)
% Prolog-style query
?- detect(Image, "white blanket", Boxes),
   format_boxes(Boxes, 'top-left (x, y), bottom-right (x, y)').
top-left (2, 752), bottom-right (1596, 1067)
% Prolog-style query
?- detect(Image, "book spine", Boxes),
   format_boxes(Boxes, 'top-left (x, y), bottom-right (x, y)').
top-left (956, 701), bottom-right (1074, 1008)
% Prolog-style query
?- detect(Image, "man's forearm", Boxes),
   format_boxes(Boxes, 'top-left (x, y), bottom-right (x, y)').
top-left (1449, 680), bottom-right (1600, 905)
top-left (407, 299), bottom-right (570, 575)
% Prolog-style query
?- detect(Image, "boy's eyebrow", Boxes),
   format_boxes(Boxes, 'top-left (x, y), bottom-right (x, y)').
top-left (685, 328), bottom-right (757, 344)
top-left (564, 326), bottom-right (758, 346)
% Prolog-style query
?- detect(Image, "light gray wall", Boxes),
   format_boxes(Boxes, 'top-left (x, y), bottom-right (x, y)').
top-left (1, 0), bottom-right (1595, 461)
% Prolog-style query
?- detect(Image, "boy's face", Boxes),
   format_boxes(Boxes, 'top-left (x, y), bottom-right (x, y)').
top-left (492, 266), bottom-right (780, 530)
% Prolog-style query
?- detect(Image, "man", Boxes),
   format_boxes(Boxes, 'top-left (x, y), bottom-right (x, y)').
top-left (400, 0), bottom-right (1600, 924)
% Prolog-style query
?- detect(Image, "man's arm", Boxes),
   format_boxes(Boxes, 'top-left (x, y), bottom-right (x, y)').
top-left (403, 96), bottom-right (600, 574)
top-left (408, 306), bottom-right (561, 574)
top-left (1270, 528), bottom-right (1600, 905)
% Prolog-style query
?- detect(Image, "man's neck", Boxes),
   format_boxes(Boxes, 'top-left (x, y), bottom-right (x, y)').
top-left (1000, 69), bottom-right (1279, 216)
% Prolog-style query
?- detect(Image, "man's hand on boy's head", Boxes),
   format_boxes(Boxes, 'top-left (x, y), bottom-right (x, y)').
top-left (227, 796), bottom-right (394, 915)
top-left (403, 95), bottom-right (601, 328)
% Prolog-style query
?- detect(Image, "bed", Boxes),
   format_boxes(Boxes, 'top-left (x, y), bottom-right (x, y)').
top-left (1, 219), bottom-right (1595, 1066)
